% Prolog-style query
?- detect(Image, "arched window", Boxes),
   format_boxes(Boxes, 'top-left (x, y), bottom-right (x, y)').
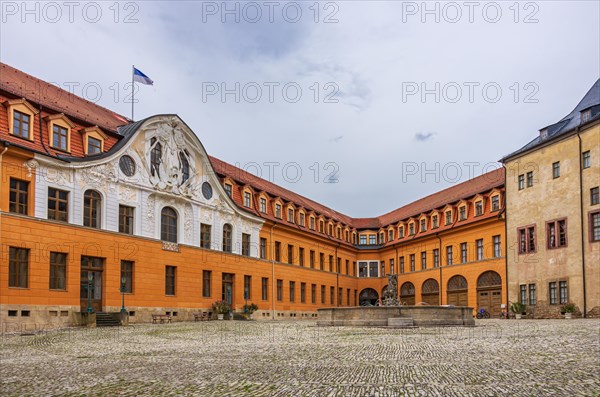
top-left (161, 207), bottom-right (177, 243)
top-left (222, 223), bottom-right (232, 252)
top-left (179, 151), bottom-right (190, 184)
top-left (150, 137), bottom-right (162, 177)
top-left (83, 190), bottom-right (101, 228)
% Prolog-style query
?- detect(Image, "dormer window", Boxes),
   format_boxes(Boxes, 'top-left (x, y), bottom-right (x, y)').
top-left (459, 206), bottom-right (467, 220)
top-left (328, 224), bottom-right (333, 236)
top-left (409, 223), bottom-right (415, 235)
top-left (244, 192), bottom-right (252, 207)
top-left (53, 125), bottom-right (69, 151)
top-left (287, 208), bottom-right (294, 223)
top-left (445, 211), bottom-right (452, 225)
top-left (337, 227), bottom-right (341, 239)
top-left (345, 230), bottom-right (349, 242)
top-left (259, 197), bottom-right (267, 213)
top-left (379, 232), bottom-right (384, 244)
top-left (224, 183), bottom-right (232, 197)
top-left (299, 213), bottom-right (305, 227)
top-left (491, 195), bottom-right (500, 211)
top-left (319, 220), bottom-right (324, 233)
top-left (309, 216), bottom-right (315, 230)
top-left (388, 229), bottom-right (394, 241)
top-left (82, 126), bottom-right (107, 156)
top-left (399, 226), bottom-right (404, 238)
top-left (275, 203), bottom-right (282, 219)
top-left (475, 201), bottom-right (483, 216)
top-left (420, 219), bottom-right (426, 232)
top-left (359, 235), bottom-right (367, 245)
top-left (369, 235), bottom-right (377, 245)
top-left (582, 109), bottom-right (591, 123)
top-left (540, 128), bottom-right (548, 139)
top-left (4, 99), bottom-right (38, 141)
top-left (432, 215), bottom-right (439, 228)
top-left (47, 114), bottom-right (75, 153)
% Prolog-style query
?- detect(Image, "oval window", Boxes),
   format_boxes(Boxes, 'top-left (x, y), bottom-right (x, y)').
top-left (202, 182), bottom-right (213, 200)
top-left (119, 155), bottom-right (136, 177)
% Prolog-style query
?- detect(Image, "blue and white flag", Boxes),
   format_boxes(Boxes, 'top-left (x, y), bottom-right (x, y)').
top-left (133, 67), bottom-right (154, 85)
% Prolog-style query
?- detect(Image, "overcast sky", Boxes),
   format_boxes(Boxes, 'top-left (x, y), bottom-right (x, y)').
top-left (2, 1), bottom-right (599, 217)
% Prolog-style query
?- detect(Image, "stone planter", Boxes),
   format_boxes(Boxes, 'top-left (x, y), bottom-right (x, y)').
top-left (515, 314), bottom-right (522, 320)
top-left (217, 314), bottom-right (224, 320)
top-left (564, 312), bottom-right (572, 319)
top-left (249, 313), bottom-right (254, 320)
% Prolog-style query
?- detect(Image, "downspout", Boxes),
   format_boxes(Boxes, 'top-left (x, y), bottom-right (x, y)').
top-left (270, 223), bottom-right (278, 320)
top-left (502, 164), bottom-right (509, 311)
top-left (0, 143), bottom-right (9, 210)
top-left (436, 233), bottom-right (443, 305)
top-left (335, 242), bottom-right (340, 307)
top-left (577, 131), bottom-right (587, 318)
top-left (38, 104), bottom-right (50, 155)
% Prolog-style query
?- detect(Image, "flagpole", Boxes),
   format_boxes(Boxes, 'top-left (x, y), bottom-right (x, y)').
top-left (131, 65), bottom-right (135, 121)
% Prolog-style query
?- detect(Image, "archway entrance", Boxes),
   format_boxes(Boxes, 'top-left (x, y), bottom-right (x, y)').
top-left (359, 288), bottom-right (379, 306)
top-left (477, 271), bottom-right (502, 317)
top-left (421, 279), bottom-right (440, 305)
top-left (447, 275), bottom-right (468, 306)
top-left (400, 282), bottom-right (415, 305)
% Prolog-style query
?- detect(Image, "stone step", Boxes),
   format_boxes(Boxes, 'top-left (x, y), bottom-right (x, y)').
top-left (387, 317), bottom-right (414, 328)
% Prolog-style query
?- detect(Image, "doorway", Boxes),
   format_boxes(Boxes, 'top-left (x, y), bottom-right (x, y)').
top-left (222, 273), bottom-right (235, 305)
top-left (80, 256), bottom-right (104, 312)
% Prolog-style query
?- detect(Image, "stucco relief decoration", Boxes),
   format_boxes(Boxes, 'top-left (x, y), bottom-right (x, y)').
top-left (184, 205), bottom-right (194, 241)
top-left (45, 167), bottom-right (72, 186)
top-left (79, 164), bottom-right (118, 192)
top-left (145, 120), bottom-right (197, 198)
top-left (118, 185), bottom-right (137, 203)
top-left (23, 159), bottom-right (39, 177)
top-left (146, 195), bottom-right (156, 233)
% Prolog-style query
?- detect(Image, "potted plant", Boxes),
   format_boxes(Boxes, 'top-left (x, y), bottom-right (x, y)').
top-left (243, 303), bottom-right (258, 320)
top-left (212, 300), bottom-right (230, 320)
top-left (510, 302), bottom-right (526, 320)
top-left (561, 303), bottom-right (575, 319)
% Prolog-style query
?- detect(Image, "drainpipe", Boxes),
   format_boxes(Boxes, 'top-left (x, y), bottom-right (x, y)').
top-left (502, 164), bottom-right (509, 311)
top-left (436, 233), bottom-right (443, 305)
top-left (38, 104), bottom-right (50, 155)
top-left (577, 131), bottom-right (587, 318)
top-left (0, 143), bottom-right (9, 211)
top-left (269, 223), bottom-right (278, 320)
top-left (335, 243), bottom-right (340, 307)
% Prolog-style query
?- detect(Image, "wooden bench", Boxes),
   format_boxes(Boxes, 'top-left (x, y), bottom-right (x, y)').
top-left (193, 312), bottom-right (212, 321)
top-left (152, 314), bottom-right (172, 324)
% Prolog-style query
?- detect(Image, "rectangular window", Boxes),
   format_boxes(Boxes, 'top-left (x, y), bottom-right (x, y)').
top-left (275, 242), bottom-right (281, 262)
top-left (321, 285), bottom-right (326, 304)
top-left (48, 187), bottom-right (69, 222)
top-left (289, 281), bottom-right (295, 302)
top-left (409, 224), bottom-right (415, 235)
top-left (275, 204), bottom-right (282, 218)
top-left (420, 219), bottom-right (426, 232)
top-left (277, 279), bottom-right (283, 301)
top-left (380, 260), bottom-right (385, 276)
top-left (53, 125), bottom-right (69, 151)
top-left (359, 235), bottom-right (367, 245)
top-left (9, 178), bottom-right (28, 215)
top-left (518, 174), bottom-right (525, 190)
top-left (299, 213), bottom-right (305, 227)
top-left (518, 226), bottom-right (537, 254)
top-left (491, 195), bottom-right (500, 211)
top-left (591, 212), bottom-right (600, 242)
top-left (260, 197), bottom-right (267, 213)
top-left (310, 217), bottom-right (315, 230)
top-left (433, 249), bottom-right (439, 268)
top-left (287, 245), bottom-right (294, 264)
top-left (330, 286), bottom-right (334, 305)
top-left (410, 254), bottom-right (415, 272)
top-left (319, 220), bottom-right (324, 233)
top-left (260, 238), bottom-right (267, 259)
top-left (591, 187), bottom-right (599, 205)
top-left (519, 284), bottom-right (527, 304)
top-left (243, 192), bottom-right (252, 207)
top-left (200, 224), bottom-right (211, 249)
top-left (421, 251), bottom-right (426, 270)
top-left (369, 235), bottom-right (377, 245)
top-left (49, 252), bottom-right (67, 290)
top-left (298, 247), bottom-right (305, 266)
top-left (526, 171), bottom-right (534, 187)
top-left (493, 235), bottom-right (501, 258)
top-left (319, 253), bottom-right (324, 270)
top-left (445, 211), bottom-right (452, 225)
top-left (242, 233), bottom-right (251, 256)
top-left (583, 151), bottom-right (590, 169)
top-left (87, 136), bottom-right (102, 155)
top-left (552, 161), bottom-right (560, 179)
top-left (202, 270), bottom-right (211, 297)
top-left (446, 246), bottom-right (453, 265)
top-left (476, 239), bottom-right (484, 261)
top-left (329, 255), bottom-right (333, 272)
top-left (346, 259), bottom-right (350, 275)
top-left (432, 215), bottom-right (438, 228)
top-left (165, 266), bottom-right (176, 296)
top-left (12, 110), bottom-right (31, 139)
top-left (9, 247), bottom-right (29, 288)
top-left (475, 201), bottom-right (483, 216)
top-left (559, 281), bottom-right (568, 304)
top-left (120, 260), bottom-right (133, 293)
top-left (547, 219), bottom-right (567, 249)
top-left (529, 284), bottom-right (536, 305)
top-left (337, 257), bottom-right (341, 273)
top-left (461, 242), bottom-right (468, 263)
top-left (459, 206), bottom-right (467, 220)
top-left (311, 284), bottom-right (316, 304)
top-left (309, 250), bottom-right (315, 268)
top-left (549, 282), bottom-right (557, 305)
top-left (389, 259), bottom-right (394, 274)
top-left (224, 184), bottom-right (232, 197)
top-left (300, 282), bottom-right (306, 303)
top-left (287, 208), bottom-right (294, 223)
top-left (399, 256), bottom-right (405, 273)
top-left (358, 262), bottom-right (367, 277)
top-left (399, 227), bottom-right (404, 238)
top-left (338, 288), bottom-right (343, 306)
top-left (118, 205), bottom-right (134, 234)
top-left (388, 230), bottom-right (394, 241)
top-left (244, 275), bottom-right (251, 300)
top-left (261, 278), bottom-right (268, 300)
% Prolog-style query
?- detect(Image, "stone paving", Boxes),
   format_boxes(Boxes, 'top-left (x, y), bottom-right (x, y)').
top-left (1, 319), bottom-right (599, 396)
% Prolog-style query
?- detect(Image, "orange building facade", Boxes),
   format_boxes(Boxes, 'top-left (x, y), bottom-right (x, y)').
top-left (0, 63), bottom-right (507, 328)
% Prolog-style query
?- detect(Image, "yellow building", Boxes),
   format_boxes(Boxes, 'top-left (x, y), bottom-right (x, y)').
top-left (502, 79), bottom-right (600, 318)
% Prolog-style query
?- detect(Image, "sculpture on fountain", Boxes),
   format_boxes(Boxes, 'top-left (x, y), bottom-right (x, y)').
top-left (382, 274), bottom-right (400, 306)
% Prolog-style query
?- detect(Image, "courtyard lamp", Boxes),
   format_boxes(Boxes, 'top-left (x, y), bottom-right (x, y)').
top-left (120, 276), bottom-right (127, 315)
top-left (87, 272), bottom-right (94, 313)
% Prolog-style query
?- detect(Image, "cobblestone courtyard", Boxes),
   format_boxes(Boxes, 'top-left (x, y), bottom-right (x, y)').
top-left (1, 319), bottom-right (599, 396)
